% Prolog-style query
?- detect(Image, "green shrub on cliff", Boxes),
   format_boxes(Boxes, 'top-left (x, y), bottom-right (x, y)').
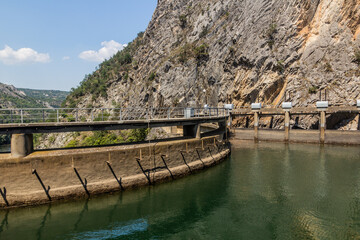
top-left (65, 139), bottom-right (79, 148)
top-left (64, 32), bottom-right (145, 105)
top-left (148, 72), bottom-right (157, 81)
top-left (266, 23), bottom-right (277, 49)
top-left (178, 43), bottom-right (194, 63)
top-left (308, 85), bottom-right (318, 94)
top-left (179, 14), bottom-right (187, 28)
top-left (127, 128), bottom-right (150, 142)
top-left (353, 49), bottom-right (360, 65)
top-left (194, 43), bottom-right (209, 62)
top-left (63, 128), bottom-right (149, 148)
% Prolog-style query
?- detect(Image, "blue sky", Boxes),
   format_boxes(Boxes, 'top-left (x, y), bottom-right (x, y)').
top-left (0, 0), bottom-right (157, 91)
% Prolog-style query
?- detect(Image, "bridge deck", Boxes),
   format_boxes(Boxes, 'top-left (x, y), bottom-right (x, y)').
top-left (0, 116), bottom-right (228, 134)
top-left (231, 106), bottom-right (360, 116)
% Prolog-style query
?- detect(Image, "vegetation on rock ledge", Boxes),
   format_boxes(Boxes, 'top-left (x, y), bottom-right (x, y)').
top-left (64, 32), bottom-right (145, 107)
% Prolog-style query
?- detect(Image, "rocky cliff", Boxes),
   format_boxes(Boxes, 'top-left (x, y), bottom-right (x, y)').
top-left (0, 83), bottom-right (43, 109)
top-left (0, 82), bottom-right (69, 109)
top-left (66, 0), bottom-right (360, 129)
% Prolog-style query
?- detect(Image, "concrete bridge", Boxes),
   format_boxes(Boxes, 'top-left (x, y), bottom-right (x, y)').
top-left (0, 107), bottom-right (229, 157)
top-left (230, 102), bottom-right (360, 144)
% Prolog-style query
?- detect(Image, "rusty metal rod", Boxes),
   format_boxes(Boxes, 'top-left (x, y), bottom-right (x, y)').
top-left (161, 155), bottom-right (174, 180)
top-left (106, 161), bottom-right (124, 190)
top-left (195, 148), bottom-right (206, 168)
top-left (0, 187), bottom-right (9, 206)
top-left (73, 168), bottom-right (90, 196)
top-left (136, 158), bottom-right (152, 185)
top-left (32, 169), bottom-right (51, 201)
top-left (179, 150), bottom-right (192, 172)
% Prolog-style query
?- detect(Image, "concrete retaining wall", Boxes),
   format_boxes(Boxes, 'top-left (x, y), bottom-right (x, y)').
top-left (0, 136), bottom-right (230, 208)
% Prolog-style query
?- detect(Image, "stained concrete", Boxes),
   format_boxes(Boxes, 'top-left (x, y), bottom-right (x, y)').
top-left (233, 128), bottom-right (360, 145)
top-left (10, 134), bottom-right (33, 157)
top-left (0, 136), bottom-right (230, 208)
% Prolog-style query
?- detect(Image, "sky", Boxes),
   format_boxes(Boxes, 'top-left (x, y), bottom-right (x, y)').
top-left (0, 0), bottom-right (157, 91)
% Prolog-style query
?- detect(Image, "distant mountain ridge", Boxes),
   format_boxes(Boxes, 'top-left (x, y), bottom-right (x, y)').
top-left (18, 88), bottom-right (69, 108)
top-left (0, 82), bottom-right (69, 109)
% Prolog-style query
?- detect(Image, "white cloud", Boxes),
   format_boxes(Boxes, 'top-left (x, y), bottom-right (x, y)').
top-left (62, 56), bottom-right (70, 61)
top-left (0, 45), bottom-right (50, 65)
top-left (79, 40), bottom-right (126, 62)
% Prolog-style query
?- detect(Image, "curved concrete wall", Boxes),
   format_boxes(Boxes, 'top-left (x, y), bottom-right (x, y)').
top-left (0, 136), bottom-right (230, 208)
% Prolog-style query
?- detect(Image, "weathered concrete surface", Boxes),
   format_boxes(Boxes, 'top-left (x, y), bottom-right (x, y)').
top-left (10, 134), bottom-right (33, 157)
top-left (0, 136), bottom-right (230, 208)
top-left (233, 128), bottom-right (360, 145)
top-left (231, 107), bottom-right (360, 131)
top-left (325, 130), bottom-right (360, 145)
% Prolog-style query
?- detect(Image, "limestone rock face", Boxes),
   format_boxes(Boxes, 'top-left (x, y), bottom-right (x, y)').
top-left (75, 0), bottom-right (360, 129)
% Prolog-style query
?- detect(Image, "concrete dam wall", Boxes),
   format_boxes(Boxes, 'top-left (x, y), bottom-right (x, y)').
top-left (0, 136), bottom-right (230, 208)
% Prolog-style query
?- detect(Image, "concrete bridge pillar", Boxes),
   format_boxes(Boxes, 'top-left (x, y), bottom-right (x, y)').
top-left (11, 134), bottom-right (33, 157)
top-left (170, 126), bottom-right (178, 134)
top-left (284, 111), bottom-right (290, 142)
top-left (183, 124), bottom-right (201, 139)
top-left (320, 111), bottom-right (326, 144)
top-left (218, 120), bottom-right (227, 140)
top-left (254, 112), bottom-right (259, 142)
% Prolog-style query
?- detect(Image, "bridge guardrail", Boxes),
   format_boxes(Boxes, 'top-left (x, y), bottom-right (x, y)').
top-left (0, 107), bottom-right (229, 124)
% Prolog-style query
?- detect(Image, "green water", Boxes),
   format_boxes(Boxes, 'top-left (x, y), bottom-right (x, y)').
top-left (0, 144), bottom-right (10, 153)
top-left (1, 142), bottom-right (360, 239)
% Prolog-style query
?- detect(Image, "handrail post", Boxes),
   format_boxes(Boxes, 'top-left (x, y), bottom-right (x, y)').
top-left (57, 109), bottom-right (59, 123)
top-left (167, 108), bottom-right (170, 119)
top-left (120, 108), bottom-right (122, 121)
top-left (21, 109), bottom-right (23, 123)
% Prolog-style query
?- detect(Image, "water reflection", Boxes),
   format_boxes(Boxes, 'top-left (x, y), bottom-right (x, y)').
top-left (0, 158), bottom-right (230, 240)
top-left (73, 199), bottom-right (89, 232)
top-left (0, 210), bottom-right (9, 235)
top-left (0, 144), bottom-right (10, 153)
top-left (36, 204), bottom-right (51, 240)
top-left (1, 143), bottom-right (360, 239)
top-left (70, 219), bottom-right (148, 240)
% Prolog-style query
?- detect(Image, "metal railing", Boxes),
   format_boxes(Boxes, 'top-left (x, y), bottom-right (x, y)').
top-left (0, 107), bottom-right (229, 124)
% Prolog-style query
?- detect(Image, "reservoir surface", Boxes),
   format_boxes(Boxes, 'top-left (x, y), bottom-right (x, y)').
top-left (1, 141), bottom-right (360, 239)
